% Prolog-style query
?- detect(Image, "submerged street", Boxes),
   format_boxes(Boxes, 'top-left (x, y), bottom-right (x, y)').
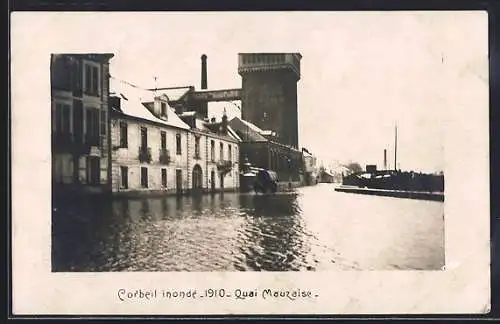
top-left (52, 183), bottom-right (445, 272)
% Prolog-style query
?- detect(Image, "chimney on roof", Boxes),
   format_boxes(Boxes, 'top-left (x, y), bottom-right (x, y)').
top-left (221, 108), bottom-right (228, 135)
top-left (201, 54), bottom-right (207, 90)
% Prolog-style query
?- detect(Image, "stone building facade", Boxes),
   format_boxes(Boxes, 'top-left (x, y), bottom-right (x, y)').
top-left (178, 112), bottom-right (240, 193)
top-left (110, 93), bottom-right (191, 195)
top-left (50, 53), bottom-right (114, 196)
top-left (109, 91), bottom-right (240, 196)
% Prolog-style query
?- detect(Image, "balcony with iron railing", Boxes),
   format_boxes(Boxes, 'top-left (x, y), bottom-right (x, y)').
top-left (138, 146), bottom-right (152, 163)
top-left (216, 159), bottom-right (233, 174)
top-left (52, 132), bottom-right (100, 155)
top-left (159, 148), bottom-right (171, 165)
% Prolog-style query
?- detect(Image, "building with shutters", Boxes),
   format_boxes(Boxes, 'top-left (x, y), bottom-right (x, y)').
top-left (50, 53), bottom-right (114, 196)
top-left (177, 110), bottom-right (241, 194)
top-left (109, 88), bottom-right (240, 196)
top-left (109, 91), bottom-right (191, 195)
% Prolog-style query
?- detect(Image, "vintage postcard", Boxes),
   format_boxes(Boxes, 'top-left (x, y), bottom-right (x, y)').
top-left (11, 11), bottom-right (490, 315)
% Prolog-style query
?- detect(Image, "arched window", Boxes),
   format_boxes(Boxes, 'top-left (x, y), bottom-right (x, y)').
top-left (192, 164), bottom-right (203, 189)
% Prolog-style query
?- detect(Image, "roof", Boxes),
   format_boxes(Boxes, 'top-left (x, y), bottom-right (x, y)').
top-left (110, 78), bottom-right (191, 129)
top-left (239, 118), bottom-right (265, 133)
top-left (324, 171), bottom-right (334, 177)
top-left (110, 93), bottom-right (190, 130)
top-left (228, 117), bottom-right (268, 142)
top-left (154, 87), bottom-right (193, 102)
top-left (194, 118), bottom-right (212, 132)
top-left (177, 113), bottom-right (240, 142)
top-left (260, 130), bottom-right (276, 136)
top-left (227, 126), bottom-right (242, 142)
top-left (110, 78), bottom-right (156, 102)
top-left (180, 111), bottom-right (197, 117)
top-left (193, 88), bottom-right (239, 93)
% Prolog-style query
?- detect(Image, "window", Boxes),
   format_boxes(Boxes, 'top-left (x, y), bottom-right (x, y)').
top-left (85, 107), bottom-right (100, 145)
top-left (55, 103), bottom-right (71, 134)
top-left (161, 102), bottom-right (167, 117)
top-left (161, 168), bottom-right (167, 187)
top-left (160, 131), bottom-right (166, 149)
top-left (141, 167), bottom-right (148, 188)
top-left (210, 140), bottom-right (215, 162)
top-left (140, 126), bottom-right (148, 148)
top-left (100, 109), bottom-right (106, 136)
top-left (228, 144), bottom-right (232, 162)
top-left (92, 66), bottom-right (98, 95)
top-left (72, 59), bottom-right (83, 94)
top-left (87, 156), bottom-right (100, 185)
top-left (176, 133), bottom-right (181, 155)
top-left (85, 64), bottom-right (91, 94)
top-left (120, 166), bottom-right (128, 189)
top-left (84, 63), bottom-right (100, 96)
top-left (119, 121), bottom-right (128, 148)
top-left (219, 142), bottom-right (224, 161)
top-left (51, 56), bottom-right (72, 91)
top-left (73, 100), bottom-right (83, 140)
top-left (194, 136), bottom-right (200, 158)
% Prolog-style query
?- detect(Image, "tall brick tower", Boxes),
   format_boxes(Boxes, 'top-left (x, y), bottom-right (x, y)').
top-left (238, 53), bottom-right (302, 148)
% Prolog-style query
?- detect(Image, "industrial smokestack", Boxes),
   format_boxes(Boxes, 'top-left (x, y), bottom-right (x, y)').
top-left (201, 54), bottom-right (207, 89)
top-left (394, 124), bottom-right (398, 171)
top-left (383, 149), bottom-right (387, 170)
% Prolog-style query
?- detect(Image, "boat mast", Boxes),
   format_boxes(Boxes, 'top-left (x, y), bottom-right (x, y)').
top-left (394, 123), bottom-right (398, 171)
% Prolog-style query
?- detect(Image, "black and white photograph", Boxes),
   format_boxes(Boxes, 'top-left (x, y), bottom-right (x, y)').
top-left (12, 11), bottom-right (490, 315)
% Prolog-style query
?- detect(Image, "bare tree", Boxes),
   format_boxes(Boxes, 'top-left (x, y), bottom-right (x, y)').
top-left (345, 162), bottom-right (363, 173)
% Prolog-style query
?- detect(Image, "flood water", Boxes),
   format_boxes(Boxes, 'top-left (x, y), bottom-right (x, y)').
top-left (52, 183), bottom-right (445, 272)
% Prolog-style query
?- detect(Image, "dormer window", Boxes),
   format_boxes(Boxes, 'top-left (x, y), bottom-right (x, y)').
top-left (160, 102), bottom-right (167, 116)
top-left (160, 102), bottom-right (167, 117)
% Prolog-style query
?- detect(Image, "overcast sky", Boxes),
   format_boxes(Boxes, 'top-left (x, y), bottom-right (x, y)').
top-left (42, 11), bottom-right (486, 173)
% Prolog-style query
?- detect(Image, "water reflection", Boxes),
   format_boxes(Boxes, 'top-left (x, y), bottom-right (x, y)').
top-left (236, 194), bottom-right (310, 271)
top-left (52, 186), bottom-right (444, 272)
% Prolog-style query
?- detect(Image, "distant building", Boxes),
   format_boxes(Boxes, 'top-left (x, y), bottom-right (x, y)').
top-left (228, 116), bottom-right (303, 183)
top-left (302, 148), bottom-right (318, 185)
top-left (318, 169), bottom-right (334, 183)
top-left (50, 53), bottom-right (114, 196)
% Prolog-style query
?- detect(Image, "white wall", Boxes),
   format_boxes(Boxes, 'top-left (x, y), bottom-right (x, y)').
top-left (110, 116), bottom-right (240, 193)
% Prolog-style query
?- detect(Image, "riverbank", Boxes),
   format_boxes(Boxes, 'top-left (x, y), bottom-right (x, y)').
top-left (334, 186), bottom-right (444, 202)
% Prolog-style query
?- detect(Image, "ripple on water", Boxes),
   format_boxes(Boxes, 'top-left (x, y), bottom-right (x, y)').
top-left (52, 188), bottom-right (445, 271)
